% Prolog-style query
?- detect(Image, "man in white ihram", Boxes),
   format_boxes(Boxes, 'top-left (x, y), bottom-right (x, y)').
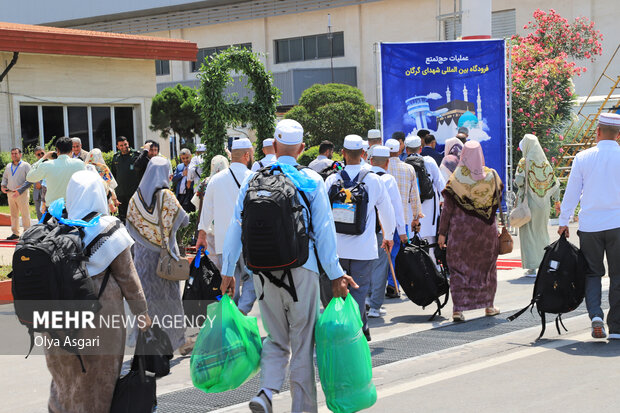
top-left (251, 138), bottom-right (276, 171)
top-left (558, 112), bottom-right (620, 340)
top-left (196, 138), bottom-right (256, 314)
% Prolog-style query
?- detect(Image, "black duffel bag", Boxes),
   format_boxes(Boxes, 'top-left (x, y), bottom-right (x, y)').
top-left (395, 234), bottom-right (449, 320)
top-left (111, 350), bottom-right (157, 413)
top-left (183, 247), bottom-right (222, 326)
top-left (131, 325), bottom-right (173, 378)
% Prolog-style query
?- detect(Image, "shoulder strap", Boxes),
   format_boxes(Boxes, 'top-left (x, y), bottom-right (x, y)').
top-left (339, 169), bottom-right (351, 183)
top-left (376, 171), bottom-right (386, 176)
top-left (83, 221), bottom-right (122, 257)
top-left (357, 169), bottom-right (372, 183)
top-left (259, 161), bottom-right (264, 168)
top-left (229, 169), bottom-right (241, 188)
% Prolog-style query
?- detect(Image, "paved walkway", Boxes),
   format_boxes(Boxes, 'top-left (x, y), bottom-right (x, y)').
top-left (3, 222), bottom-right (615, 413)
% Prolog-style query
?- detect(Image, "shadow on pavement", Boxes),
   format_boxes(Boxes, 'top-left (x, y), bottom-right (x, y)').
top-left (551, 339), bottom-right (620, 358)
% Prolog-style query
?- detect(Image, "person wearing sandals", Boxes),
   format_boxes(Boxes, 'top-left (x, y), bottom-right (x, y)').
top-left (126, 156), bottom-right (190, 351)
top-left (438, 141), bottom-right (502, 322)
top-left (515, 134), bottom-right (560, 277)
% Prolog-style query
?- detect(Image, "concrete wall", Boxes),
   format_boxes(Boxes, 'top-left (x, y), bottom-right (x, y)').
top-left (148, 0), bottom-right (620, 107)
top-left (0, 52), bottom-right (163, 154)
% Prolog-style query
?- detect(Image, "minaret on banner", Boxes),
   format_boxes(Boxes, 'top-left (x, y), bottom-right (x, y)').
top-left (446, 85), bottom-right (451, 102)
top-left (477, 85), bottom-right (482, 121)
top-left (463, 84), bottom-right (468, 102)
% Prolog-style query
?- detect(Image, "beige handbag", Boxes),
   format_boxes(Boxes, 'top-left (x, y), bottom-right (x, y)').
top-left (509, 161), bottom-right (532, 228)
top-left (155, 196), bottom-right (190, 281)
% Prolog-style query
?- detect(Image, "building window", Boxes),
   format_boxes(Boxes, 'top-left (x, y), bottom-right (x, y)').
top-left (275, 32), bottom-right (344, 64)
top-left (155, 60), bottom-right (170, 76)
top-left (443, 9), bottom-right (516, 40)
top-left (19, 104), bottom-right (135, 152)
top-left (191, 43), bottom-right (252, 72)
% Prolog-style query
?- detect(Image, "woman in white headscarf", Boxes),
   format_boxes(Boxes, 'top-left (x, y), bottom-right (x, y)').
top-left (515, 134), bottom-right (560, 277)
top-left (126, 156), bottom-right (189, 351)
top-left (44, 170), bottom-right (149, 413)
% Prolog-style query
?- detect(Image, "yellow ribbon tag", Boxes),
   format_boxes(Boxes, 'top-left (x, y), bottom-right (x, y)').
top-left (340, 188), bottom-right (352, 203)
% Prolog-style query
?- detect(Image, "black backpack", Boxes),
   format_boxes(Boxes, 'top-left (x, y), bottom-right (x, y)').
top-left (318, 161), bottom-right (343, 181)
top-left (9, 214), bottom-right (113, 371)
top-left (328, 169), bottom-right (371, 235)
top-left (242, 164), bottom-right (311, 272)
top-left (405, 155), bottom-right (435, 202)
top-left (508, 234), bottom-right (587, 339)
top-left (395, 235), bottom-right (449, 320)
top-left (182, 248), bottom-right (222, 326)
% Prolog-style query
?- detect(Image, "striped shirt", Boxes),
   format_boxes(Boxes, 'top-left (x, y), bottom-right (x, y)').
top-left (387, 157), bottom-right (421, 226)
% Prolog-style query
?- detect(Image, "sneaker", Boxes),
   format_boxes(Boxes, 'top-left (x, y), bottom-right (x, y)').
top-left (368, 308), bottom-right (381, 318)
top-left (524, 269), bottom-right (537, 278)
top-left (249, 390), bottom-right (273, 413)
top-left (379, 306), bottom-right (387, 316)
top-left (591, 317), bottom-right (607, 339)
top-left (6, 234), bottom-right (18, 240)
top-left (363, 328), bottom-right (371, 342)
top-left (608, 333), bottom-right (620, 340)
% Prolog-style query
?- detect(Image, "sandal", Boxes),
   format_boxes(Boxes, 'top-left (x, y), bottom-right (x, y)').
top-left (453, 312), bottom-right (465, 322)
top-left (485, 307), bottom-right (500, 317)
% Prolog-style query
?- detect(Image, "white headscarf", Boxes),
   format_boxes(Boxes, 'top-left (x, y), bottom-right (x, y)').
top-left (66, 170), bottom-right (134, 276)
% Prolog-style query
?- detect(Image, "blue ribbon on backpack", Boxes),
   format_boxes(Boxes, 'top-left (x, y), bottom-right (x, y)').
top-left (48, 198), bottom-right (101, 227)
top-left (194, 246), bottom-right (209, 268)
top-left (270, 161), bottom-right (318, 192)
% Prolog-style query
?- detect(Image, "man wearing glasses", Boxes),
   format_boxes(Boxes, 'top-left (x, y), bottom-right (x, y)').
top-left (32, 146), bottom-right (47, 220)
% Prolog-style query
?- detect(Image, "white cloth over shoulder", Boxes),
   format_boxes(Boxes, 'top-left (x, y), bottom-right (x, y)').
top-left (198, 162), bottom-right (252, 254)
top-left (65, 170), bottom-right (133, 276)
top-left (419, 154), bottom-right (447, 238)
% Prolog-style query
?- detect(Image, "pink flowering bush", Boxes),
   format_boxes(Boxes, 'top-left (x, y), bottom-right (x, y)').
top-left (511, 9), bottom-right (602, 166)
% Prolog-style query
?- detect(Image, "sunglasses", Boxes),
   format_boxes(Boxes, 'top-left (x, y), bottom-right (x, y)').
top-left (35, 152), bottom-right (45, 157)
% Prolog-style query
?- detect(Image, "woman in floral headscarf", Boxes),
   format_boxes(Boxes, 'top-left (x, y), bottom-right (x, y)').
top-left (515, 134), bottom-right (560, 277)
top-left (86, 148), bottom-right (120, 213)
top-left (438, 141), bottom-right (503, 322)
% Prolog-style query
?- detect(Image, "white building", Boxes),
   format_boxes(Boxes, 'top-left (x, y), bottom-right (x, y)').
top-left (0, 22), bottom-right (197, 152)
top-left (4, 0), bottom-right (617, 115)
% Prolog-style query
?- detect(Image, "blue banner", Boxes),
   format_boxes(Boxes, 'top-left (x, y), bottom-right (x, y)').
top-left (380, 40), bottom-right (507, 184)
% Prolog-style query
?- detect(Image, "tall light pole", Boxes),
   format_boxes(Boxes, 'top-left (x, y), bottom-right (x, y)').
top-left (328, 13), bottom-right (334, 83)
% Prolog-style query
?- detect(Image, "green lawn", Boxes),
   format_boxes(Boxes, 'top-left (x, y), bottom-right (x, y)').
top-left (0, 205), bottom-right (38, 219)
top-left (0, 266), bottom-right (11, 281)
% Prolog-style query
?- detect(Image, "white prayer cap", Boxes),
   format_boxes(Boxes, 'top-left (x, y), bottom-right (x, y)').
top-left (368, 129), bottom-right (381, 140)
top-left (231, 138), bottom-right (252, 150)
top-left (599, 113), bottom-right (620, 127)
top-left (405, 135), bottom-right (422, 148)
top-left (196, 143), bottom-right (206, 152)
top-left (274, 119), bottom-right (304, 145)
top-left (263, 138), bottom-right (274, 147)
top-left (362, 140), bottom-right (369, 151)
top-left (343, 135), bottom-right (364, 150)
top-left (371, 145), bottom-right (390, 158)
top-left (385, 138), bottom-right (400, 153)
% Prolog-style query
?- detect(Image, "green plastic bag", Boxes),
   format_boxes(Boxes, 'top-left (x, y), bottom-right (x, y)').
top-left (315, 294), bottom-right (377, 412)
top-left (190, 295), bottom-right (262, 393)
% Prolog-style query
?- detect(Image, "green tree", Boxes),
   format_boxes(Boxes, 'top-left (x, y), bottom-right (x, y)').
top-left (198, 47), bottom-right (280, 166)
top-left (150, 84), bottom-right (203, 147)
top-left (285, 83), bottom-right (375, 149)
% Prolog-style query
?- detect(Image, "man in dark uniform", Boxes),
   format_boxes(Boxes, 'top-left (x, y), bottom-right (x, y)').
top-left (111, 136), bottom-right (139, 222)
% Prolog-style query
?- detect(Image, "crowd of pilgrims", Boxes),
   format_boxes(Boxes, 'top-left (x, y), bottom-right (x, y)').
top-left (11, 120), bottom-right (563, 412)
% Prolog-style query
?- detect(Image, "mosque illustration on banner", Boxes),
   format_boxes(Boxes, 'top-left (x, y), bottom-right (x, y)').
top-left (403, 84), bottom-right (492, 144)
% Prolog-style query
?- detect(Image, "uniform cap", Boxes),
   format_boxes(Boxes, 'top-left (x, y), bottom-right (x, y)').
top-left (385, 138), bottom-right (400, 153)
top-left (231, 138), bottom-right (252, 150)
top-left (274, 119), bottom-right (304, 145)
top-left (343, 135), bottom-right (364, 150)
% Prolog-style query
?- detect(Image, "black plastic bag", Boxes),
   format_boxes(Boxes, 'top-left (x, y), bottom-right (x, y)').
top-left (183, 247), bottom-right (222, 326)
top-left (132, 325), bottom-right (173, 378)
